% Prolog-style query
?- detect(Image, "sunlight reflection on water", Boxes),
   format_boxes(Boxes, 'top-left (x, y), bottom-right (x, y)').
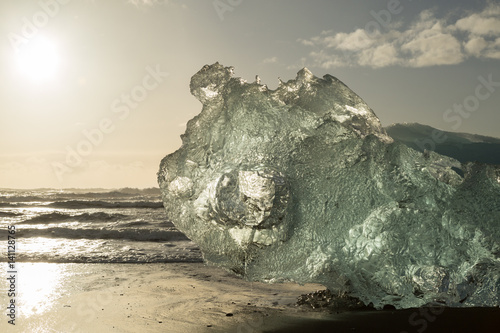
top-left (18, 237), bottom-right (101, 259)
top-left (16, 263), bottom-right (73, 318)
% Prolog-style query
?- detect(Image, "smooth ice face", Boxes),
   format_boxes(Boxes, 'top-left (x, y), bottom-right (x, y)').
top-left (158, 63), bottom-right (500, 309)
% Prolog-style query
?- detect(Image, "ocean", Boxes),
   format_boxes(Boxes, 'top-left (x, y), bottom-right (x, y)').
top-left (0, 188), bottom-right (202, 263)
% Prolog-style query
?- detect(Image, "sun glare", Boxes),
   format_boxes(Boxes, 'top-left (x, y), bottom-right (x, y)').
top-left (15, 36), bottom-right (60, 83)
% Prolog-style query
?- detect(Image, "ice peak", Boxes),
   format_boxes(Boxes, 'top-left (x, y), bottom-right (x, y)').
top-left (189, 63), bottom-right (234, 103)
top-left (188, 63), bottom-right (391, 142)
top-left (296, 67), bottom-right (314, 81)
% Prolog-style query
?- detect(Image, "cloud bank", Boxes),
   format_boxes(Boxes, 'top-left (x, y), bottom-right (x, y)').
top-left (300, 4), bottom-right (500, 69)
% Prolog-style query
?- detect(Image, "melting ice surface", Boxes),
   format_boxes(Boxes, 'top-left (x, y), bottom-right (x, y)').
top-left (158, 63), bottom-right (500, 309)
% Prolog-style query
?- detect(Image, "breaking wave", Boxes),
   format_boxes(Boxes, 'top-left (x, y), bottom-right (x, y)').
top-left (0, 188), bottom-right (198, 263)
top-left (0, 211), bottom-right (21, 217)
top-left (18, 227), bottom-right (190, 242)
top-left (0, 200), bottom-right (163, 209)
top-left (47, 200), bottom-right (164, 209)
top-left (17, 212), bottom-right (129, 224)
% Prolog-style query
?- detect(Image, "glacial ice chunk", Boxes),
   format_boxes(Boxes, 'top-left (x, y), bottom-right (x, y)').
top-left (158, 63), bottom-right (500, 309)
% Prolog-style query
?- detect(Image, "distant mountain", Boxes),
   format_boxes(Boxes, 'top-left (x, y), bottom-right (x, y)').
top-left (385, 123), bottom-right (500, 165)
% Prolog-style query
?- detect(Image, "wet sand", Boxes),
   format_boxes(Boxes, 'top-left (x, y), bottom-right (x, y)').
top-left (0, 263), bottom-right (498, 332)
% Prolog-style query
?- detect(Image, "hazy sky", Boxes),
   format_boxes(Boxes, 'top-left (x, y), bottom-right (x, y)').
top-left (1, 0), bottom-right (499, 188)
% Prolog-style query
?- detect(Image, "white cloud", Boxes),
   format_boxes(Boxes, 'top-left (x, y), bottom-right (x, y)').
top-left (464, 37), bottom-right (488, 57)
top-left (308, 50), bottom-right (349, 68)
top-left (453, 4), bottom-right (500, 60)
top-left (325, 29), bottom-right (377, 51)
top-left (484, 37), bottom-right (500, 59)
top-left (262, 56), bottom-right (279, 64)
top-left (454, 4), bottom-right (500, 36)
top-left (401, 23), bottom-right (464, 67)
top-left (300, 4), bottom-right (500, 69)
top-left (455, 15), bottom-right (500, 36)
top-left (358, 43), bottom-right (400, 68)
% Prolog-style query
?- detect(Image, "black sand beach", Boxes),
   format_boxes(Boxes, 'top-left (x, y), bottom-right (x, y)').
top-left (2, 262), bottom-right (498, 332)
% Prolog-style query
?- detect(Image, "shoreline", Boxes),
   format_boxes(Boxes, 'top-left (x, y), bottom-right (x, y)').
top-left (1, 262), bottom-right (499, 332)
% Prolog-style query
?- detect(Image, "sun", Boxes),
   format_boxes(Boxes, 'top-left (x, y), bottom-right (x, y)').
top-left (15, 36), bottom-right (60, 83)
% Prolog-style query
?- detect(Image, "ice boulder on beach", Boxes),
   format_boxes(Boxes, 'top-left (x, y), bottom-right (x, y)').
top-left (158, 63), bottom-right (500, 309)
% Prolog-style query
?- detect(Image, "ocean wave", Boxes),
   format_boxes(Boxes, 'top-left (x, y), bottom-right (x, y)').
top-left (119, 221), bottom-right (152, 227)
top-left (17, 212), bottom-right (129, 224)
top-left (47, 200), bottom-right (164, 209)
top-left (0, 200), bottom-right (163, 209)
top-left (0, 188), bottom-right (161, 203)
top-left (0, 211), bottom-right (21, 217)
top-left (6, 254), bottom-right (203, 264)
top-left (90, 187), bottom-right (161, 196)
top-left (54, 191), bottom-right (153, 200)
top-left (0, 202), bottom-right (40, 208)
top-left (16, 227), bottom-right (191, 242)
top-left (0, 195), bottom-right (47, 203)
